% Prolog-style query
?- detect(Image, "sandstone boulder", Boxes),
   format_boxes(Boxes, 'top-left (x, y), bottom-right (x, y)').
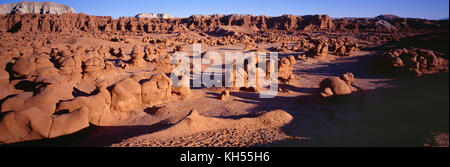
top-left (307, 41), bottom-right (329, 57)
top-left (144, 44), bottom-right (157, 62)
top-left (12, 53), bottom-right (54, 78)
top-left (129, 44), bottom-right (145, 67)
top-left (1, 79), bottom-right (74, 114)
top-left (278, 56), bottom-right (296, 84)
top-left (0, 107), bottom-right (52, 144)
top-left (383, 48), bottom-right (448, 77)
top-left (57, 50), bottom-right (83, 75)
top-left (0, 1), bottom-right (75, 15)
top-left (0, 70), bottom-right (9, 83)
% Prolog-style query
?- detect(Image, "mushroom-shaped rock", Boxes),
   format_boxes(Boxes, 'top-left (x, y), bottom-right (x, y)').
top-left (278, 57), bottom-right (296, 84)
top-left (382, 48), bottom-right (448, 77)
top-left (129, 44), bottom-right (145, 67)
top-left (115, 78), bottom-right (142, 103)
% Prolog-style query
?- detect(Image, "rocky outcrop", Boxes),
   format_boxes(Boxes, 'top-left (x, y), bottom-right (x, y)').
top-left (382, 48), bottom-right (449, 77)
top-left (47, 107), bottom-right (89, 138)
top-left (307, 40), bottom-right (329, 57)
top-left (333, 15), bottom-right (448, 33)
top-left (319, 72), bottom-right (356, 97)
top-left (0, 107), bottom-right (52, 143)
top-left (1, 80), bottom-right (74, 114)
top-left (375, 14), bottom-right (401, 20)
top-left (128, 44), bottom-right (145, 68)
top-left (57, 81), bottom-right (115, 126)
top-left (0, 106), bottom-right (89, 144)
top-left (0, 1), bottom-right (75, 15)
top-left (278, 55), bottom-right (297, 84)
top-left (141, 73), bottom-right (172, 106)
top-left (11, 53), bottom-right (54, 77)
top-left (0, 13), bottom-right (336, 33)
top-left (110, 81), bottom-right (140, 114)
top-left (56, 50), bottom-right (82, 75)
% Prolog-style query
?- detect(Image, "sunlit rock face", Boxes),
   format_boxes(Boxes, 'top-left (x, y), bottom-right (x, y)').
top-left (135, 13), bottom-right (173, 19)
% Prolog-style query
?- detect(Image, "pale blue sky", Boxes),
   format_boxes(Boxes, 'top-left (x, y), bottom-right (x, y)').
top-left (1, 0), bottom-right (449, 19)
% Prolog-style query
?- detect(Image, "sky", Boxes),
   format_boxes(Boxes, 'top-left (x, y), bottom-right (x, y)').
top-left (1, 0), bottom-right (449, 20)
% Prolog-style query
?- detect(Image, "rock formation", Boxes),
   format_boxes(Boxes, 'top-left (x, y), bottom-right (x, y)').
top-left (319, 72), bottom-right (355, 97)
top-left (278, 56), bottom-right (297, 84)
top-left (0, 1), bottom-right (76, 15)
top-left (319, 72), bottom-right (356, 97)
top-left (56, 50), bottom-right (83, 76)
top-left (83, 57), bottom-right (105, 78)
top-left (144, 44), bottom-right (156, 62)
top-left (1, 80), bottom-right (74, 114)
top-left (0, 12), bottom-right (445, 34)
top-left (383, 48), bottom-right (449, 77)
top-left (0, 106), bottom-right (89, 144)
top-left (307, 40), bottom-right (329, 57)
top-left (57, 81), bottom-right (115, 126)
top-left (141, 73), bottom-right (172, 106)
top-left (0, 5), bottom-right (448, 146)
top-left (110, 81), bottom-right (139, 114)
top-left (135, 13), bottom-right (173, 19)
top-left (12, 53), bottom-right (54, 78)
top-left (219, 90), bottom-right (230, 100)
top-left (128, 44), bottom-right (145, 68)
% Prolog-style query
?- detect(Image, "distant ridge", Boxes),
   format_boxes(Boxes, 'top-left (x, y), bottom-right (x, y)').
top-left (0, 1), bottom-right (75, 15)
top-left (135, 13), bottom-right (173, 19)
